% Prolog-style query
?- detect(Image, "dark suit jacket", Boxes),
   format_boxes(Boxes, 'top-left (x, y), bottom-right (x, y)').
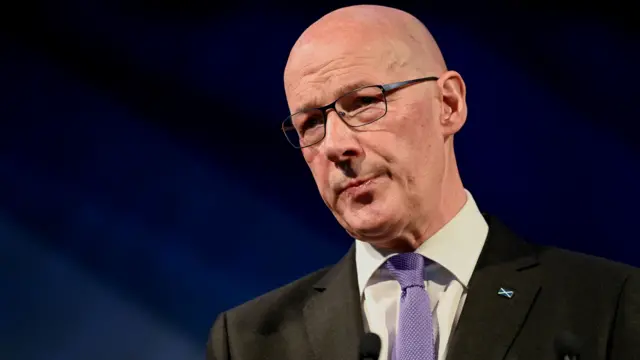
top-left (206, 216), bottom-right (640, 359)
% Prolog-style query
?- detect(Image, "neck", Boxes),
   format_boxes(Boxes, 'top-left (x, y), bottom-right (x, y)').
top-left (380, 185), bottom-right (466, 252)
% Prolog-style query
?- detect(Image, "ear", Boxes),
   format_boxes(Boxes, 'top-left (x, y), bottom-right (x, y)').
top-left (437, 70), bottom-right (467, 136)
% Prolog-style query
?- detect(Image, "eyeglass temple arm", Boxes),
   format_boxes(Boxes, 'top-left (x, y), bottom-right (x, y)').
top-left (382, 76), bottom-right (439, 92)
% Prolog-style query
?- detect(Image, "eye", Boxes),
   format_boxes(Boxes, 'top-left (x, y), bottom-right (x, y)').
top-left (294, 111), bottom-right (324, 135)
top-left (301, 116), bottom-right (321, 132)
top-left (354, 96), bottom-right (380, 107)
top-left (339, 87), bottom-right (385, 113)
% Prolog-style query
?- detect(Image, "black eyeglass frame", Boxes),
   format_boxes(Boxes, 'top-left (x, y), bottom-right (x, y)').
top-left (281, 76), bottom-right (439, 149)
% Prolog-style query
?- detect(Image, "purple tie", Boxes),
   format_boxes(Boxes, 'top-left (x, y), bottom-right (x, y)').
top-left (385, 253), bottom-right (436, 360)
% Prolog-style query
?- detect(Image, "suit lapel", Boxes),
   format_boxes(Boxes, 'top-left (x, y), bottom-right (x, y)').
top-left (303, 245), bottom-right (364, 360)
top-left (447, 216), bottom-right (542, 360)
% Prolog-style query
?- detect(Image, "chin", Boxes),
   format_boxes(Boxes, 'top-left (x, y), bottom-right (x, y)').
top-left (334, 181), bottom-right (405, 241)
top-left (343, 208), bottom-right (403, 242)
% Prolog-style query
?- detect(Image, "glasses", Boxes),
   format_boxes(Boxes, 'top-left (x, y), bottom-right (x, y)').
top-left (281, 76), bottom-right (438, 149)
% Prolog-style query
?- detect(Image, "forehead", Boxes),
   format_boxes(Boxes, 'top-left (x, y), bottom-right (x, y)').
top-left (285, 38), bottom-right (404, 112)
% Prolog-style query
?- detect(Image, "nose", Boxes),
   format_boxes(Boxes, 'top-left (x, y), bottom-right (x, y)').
top-left (322, 110), bottom-right (364, 164)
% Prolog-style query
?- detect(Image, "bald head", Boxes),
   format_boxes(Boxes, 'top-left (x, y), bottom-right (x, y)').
top-left (282, 5), bottom-right (469, 250)
top-left (284, 5), bottom-right (446, 95)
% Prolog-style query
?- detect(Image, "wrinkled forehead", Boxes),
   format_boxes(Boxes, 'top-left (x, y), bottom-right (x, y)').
top-left (284, 36), bottom-right (407, 113)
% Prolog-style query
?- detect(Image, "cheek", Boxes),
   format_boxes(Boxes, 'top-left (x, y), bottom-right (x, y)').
top-left (397, 104), bottom-right (438, 151)
top-left (306, 154), bottom-right (332, 193)
top-left (382, 106), bottom-right (440, 181)
top-left (302, 147), bottom-right (317, 163)
top-left (303, 149), bottom-right (326, 183)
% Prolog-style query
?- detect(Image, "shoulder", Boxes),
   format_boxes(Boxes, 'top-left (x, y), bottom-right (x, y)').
top-left (210, 245), bottom-right (358, 342)
top-left (538, 245), bottom-right (637, 280)
top-left (535, 245), bottom-right (640, 299)
top-left (206, 266), bottom-right (337, 359)
top-left (218, 265), bottom-right (331, 331)
top-left (485, 215), bottom-right (637, 284)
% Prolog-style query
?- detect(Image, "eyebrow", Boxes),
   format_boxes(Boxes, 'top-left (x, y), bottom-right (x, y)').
top-left (293, 80), bottom-right (375, 113)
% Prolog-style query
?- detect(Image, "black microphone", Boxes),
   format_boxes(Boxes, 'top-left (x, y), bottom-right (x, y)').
top-left (359, 332), bottom-right (381, 360)
top-left (554, 331), bottom-right (581, 360)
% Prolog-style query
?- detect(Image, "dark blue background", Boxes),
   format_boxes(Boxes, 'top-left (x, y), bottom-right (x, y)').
top-left (1, 2), bottom-right (638, 359)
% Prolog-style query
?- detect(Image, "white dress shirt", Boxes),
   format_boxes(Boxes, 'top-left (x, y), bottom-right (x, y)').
top-left (354, 190), bottom-right (488, 360)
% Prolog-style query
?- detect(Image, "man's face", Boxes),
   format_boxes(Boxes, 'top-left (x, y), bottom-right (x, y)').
top-left (285, 36), bottom-right (447, 244)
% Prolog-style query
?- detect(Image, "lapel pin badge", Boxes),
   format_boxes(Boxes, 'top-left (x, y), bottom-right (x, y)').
top-left (498, 287), bottom-right (515, 299)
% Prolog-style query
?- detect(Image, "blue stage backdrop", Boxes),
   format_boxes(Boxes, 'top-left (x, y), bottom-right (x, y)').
top-left (1, 2), bottom-right (638, 360)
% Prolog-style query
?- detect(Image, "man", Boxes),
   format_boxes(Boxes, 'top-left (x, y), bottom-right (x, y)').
top-left (207, 5), bottom-right (640, 360)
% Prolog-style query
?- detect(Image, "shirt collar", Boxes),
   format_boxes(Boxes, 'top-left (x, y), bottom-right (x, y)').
top-left (355, 189), bottom-right (489, 297)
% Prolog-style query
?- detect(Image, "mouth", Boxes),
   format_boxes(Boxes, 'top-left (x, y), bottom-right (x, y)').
top-left (338, 174), bottom-right (382, 198)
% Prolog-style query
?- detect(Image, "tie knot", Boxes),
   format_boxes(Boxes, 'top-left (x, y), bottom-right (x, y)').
top-left (384, 253), bottom-right (426, 290)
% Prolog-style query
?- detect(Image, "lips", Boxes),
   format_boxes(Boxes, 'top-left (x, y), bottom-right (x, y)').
top-left (337, 174), bottom-right (381, 196)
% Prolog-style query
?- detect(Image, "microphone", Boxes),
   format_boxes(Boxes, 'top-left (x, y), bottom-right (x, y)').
top-left (554, 331), bottom-right (581, 360)
top-left (359, 332), bottom-right (381, 360)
